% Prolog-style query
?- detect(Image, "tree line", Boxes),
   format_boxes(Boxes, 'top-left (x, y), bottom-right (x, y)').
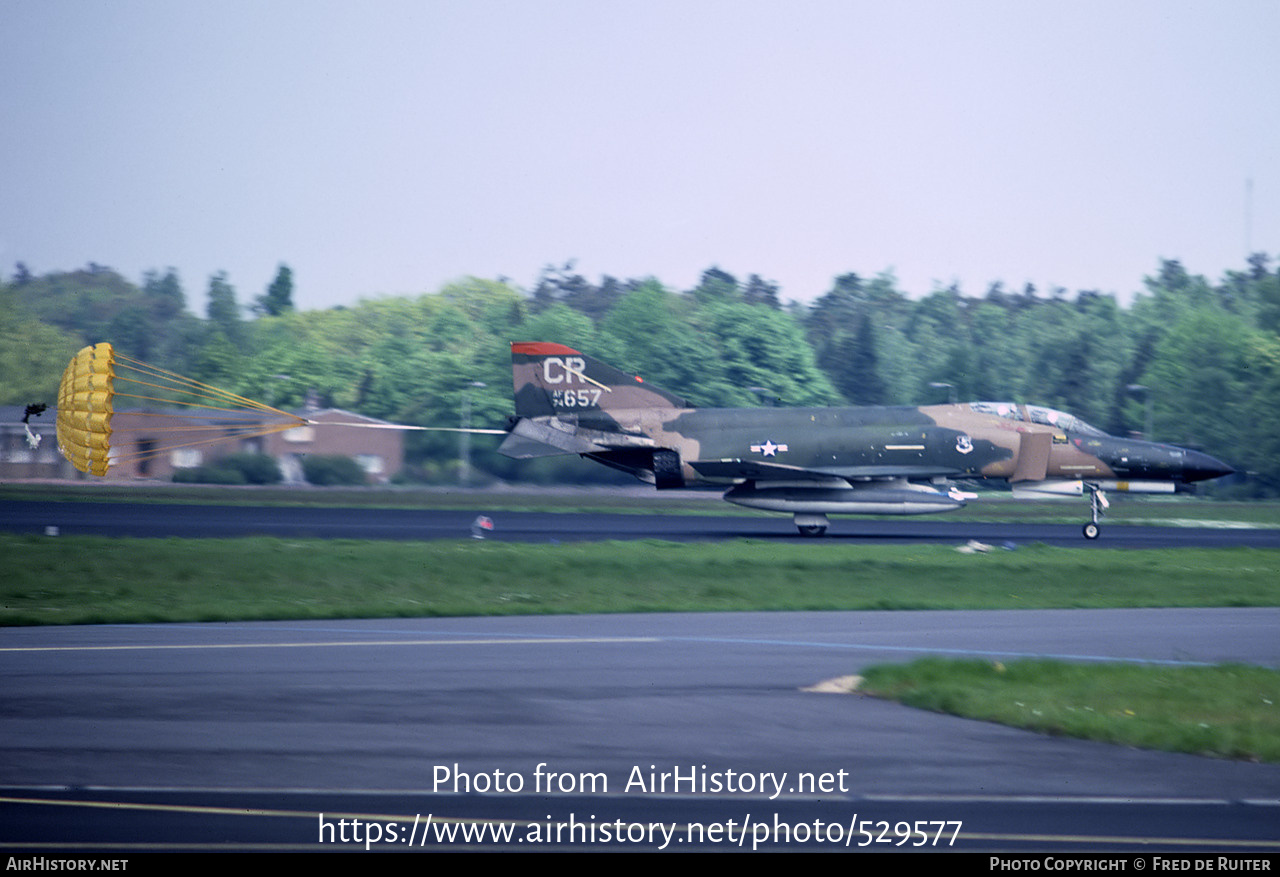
top-left (3, 255), bottom-right (1278, 493)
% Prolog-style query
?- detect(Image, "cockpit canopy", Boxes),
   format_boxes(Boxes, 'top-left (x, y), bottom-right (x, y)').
top-left (969, 402), bottom-right (1109, 437)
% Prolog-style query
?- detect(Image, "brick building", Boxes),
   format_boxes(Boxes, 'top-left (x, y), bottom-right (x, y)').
top-left (261, 408), bottom-right (404, 484)
top-left (0, 406), bottom-right (404, 483)
top-left (0, 406), bottom-right (69, 479)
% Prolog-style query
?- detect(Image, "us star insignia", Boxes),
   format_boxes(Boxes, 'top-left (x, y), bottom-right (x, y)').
top-left (750, 440), bottom-right (788, 457)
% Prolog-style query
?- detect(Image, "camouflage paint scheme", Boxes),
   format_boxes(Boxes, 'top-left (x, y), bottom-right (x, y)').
top-left (500, 342), bottom-right (1232, 537)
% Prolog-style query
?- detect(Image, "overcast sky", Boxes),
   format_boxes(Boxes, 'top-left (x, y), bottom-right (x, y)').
top-left (3, 0), bottom-right (1277, 311)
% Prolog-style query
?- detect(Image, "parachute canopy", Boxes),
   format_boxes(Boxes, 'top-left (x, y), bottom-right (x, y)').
top-left (56, 343), bottom-right (116, 475)
top-left (55, 343), bottom-right (307, 476)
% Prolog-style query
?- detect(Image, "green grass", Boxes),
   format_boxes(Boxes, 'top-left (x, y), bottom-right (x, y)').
top-left (2, 535), bottom-right (1278, 626)
top-left (859, 658), bottom-right (1280, 762)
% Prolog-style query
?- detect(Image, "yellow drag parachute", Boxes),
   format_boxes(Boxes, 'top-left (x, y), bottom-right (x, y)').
top-left (56, 343), bottom-right (116, 475)
top-left (55, 343), bottom-right (307, 476)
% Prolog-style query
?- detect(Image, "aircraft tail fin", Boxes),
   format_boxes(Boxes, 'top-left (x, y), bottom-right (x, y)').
top-left (510, 342), bottom-right (687, 418)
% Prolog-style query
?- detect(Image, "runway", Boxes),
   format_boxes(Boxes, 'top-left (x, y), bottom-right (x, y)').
top-left (2, 610), bottom-right (1279, 852)
top-left (5, 498), bottom-right (1280, 547)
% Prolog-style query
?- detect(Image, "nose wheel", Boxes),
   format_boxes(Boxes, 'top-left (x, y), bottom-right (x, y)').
top-left (1083, 483), bottom-right (1108, 539)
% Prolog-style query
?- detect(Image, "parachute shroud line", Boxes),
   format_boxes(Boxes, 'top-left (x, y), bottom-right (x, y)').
top-left (55, 343), bottom-right (505, 476)
top-left (56, 343), bottom-right (308, 475)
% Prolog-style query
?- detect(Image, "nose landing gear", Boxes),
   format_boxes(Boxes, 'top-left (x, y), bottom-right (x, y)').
top-left (1083, 483), bottom-right (1109, 539)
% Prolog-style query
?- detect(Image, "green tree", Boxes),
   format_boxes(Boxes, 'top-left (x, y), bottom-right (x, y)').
top-left (0, 282), bottom-right (79, 404)
top-left (600, 281), bottom-right (727, 405)
top-left (437, 277), bottom-right (526, 338)
top-left (528, 262), bottom-right (625, 321)
top-left (516, 304), bottom-right (613, 359)
top-left (1238, 253), bottom-right (1280, 334)
top-left (831, 314), bottom-right (887, 405)
top-left (531, 261), bottom-right (586, 313)
top-left (806, 273), bottom-right (866, 387)
top-left (12, 265), bottom-right (146, 347)
top-left (205, 272), bottom-right (243, 345)
top-left (689, 266), bottom-right (740, 306)
top-left (963, 301), bottom-right (1021, 402)
top-left (742, 274), bottom-right (781, 309)
top-left (1238, 333), bottom-right (1280, 493)
top-left (696, 300), bottom-right (838, 406)
top-left (905, 284), bottom-right (967, 399)
top-left (1142, 309), bottom-right (1257, 455)
top-left (1143, 259), bottom-right (1216, 315)
top-left (142, 268), bottom-right (186, 321)
top-left (255, 264), bottom-right (294, 317)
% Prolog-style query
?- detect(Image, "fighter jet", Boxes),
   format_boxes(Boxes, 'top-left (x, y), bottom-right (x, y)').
top-left (497, 342), bottom-right (1233, 538)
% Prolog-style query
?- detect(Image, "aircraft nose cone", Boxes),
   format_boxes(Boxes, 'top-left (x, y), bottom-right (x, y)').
top-left (1182, 450), bottom-right (1233, 482)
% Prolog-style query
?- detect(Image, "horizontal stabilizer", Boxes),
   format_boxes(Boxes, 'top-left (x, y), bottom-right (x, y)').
top-left (497, 416), bottom-right (656, 459)
top-left (497, 417), bottom-right (607, 459)
top-left (496, 431), bottom-right (573, 459)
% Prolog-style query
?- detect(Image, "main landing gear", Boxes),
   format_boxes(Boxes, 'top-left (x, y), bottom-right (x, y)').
top-left (1083, 483), bottom-right (1109, 540)
top-left (794, 513), bottom-right (829, 537)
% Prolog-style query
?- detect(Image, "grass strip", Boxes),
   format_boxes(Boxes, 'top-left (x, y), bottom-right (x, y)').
top-left (2, 535), bottom-right (1278, 626)
top-left (858, 658), bottom-right (1280, 762)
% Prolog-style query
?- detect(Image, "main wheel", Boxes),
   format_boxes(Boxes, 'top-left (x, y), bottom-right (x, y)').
top-left (1083, 522), bottom-right (1100, 540)
top-left (797, 525), bottom-right (827, 537)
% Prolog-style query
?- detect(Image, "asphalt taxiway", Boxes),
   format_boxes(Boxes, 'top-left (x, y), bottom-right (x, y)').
top-left (4, 498), bottom-right (1280, 547)
top-left (2, 610), bottom-right (1278, 852)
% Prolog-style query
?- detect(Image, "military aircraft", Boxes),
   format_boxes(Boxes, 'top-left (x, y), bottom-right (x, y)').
top-left (497, 342), bottom-right (1233, 538)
